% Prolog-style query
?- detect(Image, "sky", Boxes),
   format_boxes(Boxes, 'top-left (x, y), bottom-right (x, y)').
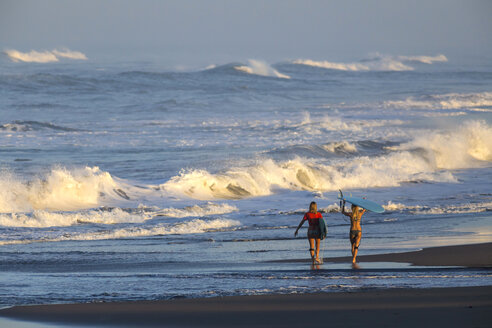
top-left (1, 0), bottom-right (491, 66)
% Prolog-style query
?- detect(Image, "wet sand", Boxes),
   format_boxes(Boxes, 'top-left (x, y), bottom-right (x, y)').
top-left (1, 243), bottom-right (491, 327)
top-left (323, 242), bottom-right (492, 267)
top-left (1, 286), bottom-right (491, 327)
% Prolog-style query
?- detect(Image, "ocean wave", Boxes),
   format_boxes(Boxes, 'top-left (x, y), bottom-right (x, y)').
top-left (0, 218), bottom-right (240, 245)
top-left (153, 202), bottom-right (238, 218)
top-left (0, 202), bottom-right (238, 228)
top-left (0, 166), bottom-right (128, 213)
top-left (397, 54), bottom-right (448, 64)
top-left (161, 153), bottom-right (454, 201)
top-left (234, 60), bottom-right (290, 79)
top-left (293, 53), bottom-right (447, 72)
top-left (0, 207), bottom-right (151, 228)
top-left (292, 59), bottom-right (371, 71)
top-left (296, 112), bottom-right (404, 133)
top-left (161, 120), bottom-right (491, 200)
top-left (383, 201), bottom-right (492, 215)
top-left (322, 141), bottom-right (358, 154)
top-left (4, 48), bottom-right (87, 63)
top-left (0, 120), bottom-right (80, 132)
top-left (383, 92), bottom-right (492, 110)
top-left (394, 120), bottom-right (492, 169)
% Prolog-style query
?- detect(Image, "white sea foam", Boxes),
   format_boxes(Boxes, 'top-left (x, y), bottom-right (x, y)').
top-left (153, 202), bottom-right (238, 218)
top-left (383, 92), bottom-right (492, 110)
top-left (235, 60), bottom-right (290, 79)
top-left (298, 112), bottom-right (404, 133)
top-left (322, 141), bottom-right (357, 153)
top-left (0, 123), bottom-right (31, 132)
top-left (293, 59), bottom-right (370, 71)
top-left (4, 49), bottom-right (58, 63)
top-left (51, 49), bottom-right (88, 60)
top-left (293, 54), bottom-right (447, 72)
top-left (397, 120), bottom-right (492, 169)
top-left (0, 166), bottom-right (128, 213)
top-left (4, 48), bottom-right (87, 63)
top-left (162, 120), bottom-right (492, 200)
top-left (383, 201), bottom-right (492, 215)
top-left (397, 54), bottom-right (448, 64)
top-left (293, 57), bottom-right (413, 71)
top-left (0, 208), bottom-right (151, 228)
top-left (0, 202), bottom-right (237, 228)
top-left (0, 218), bottom-right (241, 245)
top-left (161, 153), bottom-right (455, 201)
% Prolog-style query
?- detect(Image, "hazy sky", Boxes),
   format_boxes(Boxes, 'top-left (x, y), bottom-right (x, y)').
top-left (1, 0), bottom-right (491, 65)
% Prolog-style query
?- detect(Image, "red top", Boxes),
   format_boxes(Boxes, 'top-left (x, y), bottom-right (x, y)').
top-left (303, 212), bottom-right (322, 228)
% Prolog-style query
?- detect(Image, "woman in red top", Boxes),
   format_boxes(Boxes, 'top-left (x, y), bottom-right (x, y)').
top-left (294, 201), bottom-right (323, 263)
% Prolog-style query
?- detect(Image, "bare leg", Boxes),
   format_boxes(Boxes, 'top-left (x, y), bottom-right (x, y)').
top-left (308, 238), bottom-right (315, 260)
top-left (352, 233), bottom-right (362, 263)
top-left (315, 238), bottom-right (321, 263)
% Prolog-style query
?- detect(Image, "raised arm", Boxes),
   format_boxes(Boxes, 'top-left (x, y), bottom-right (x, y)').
top-left (341, 201), bottom-right (351, 217)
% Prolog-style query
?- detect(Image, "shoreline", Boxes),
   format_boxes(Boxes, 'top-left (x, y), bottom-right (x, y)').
top-left (274, 242), bottom-right (492, 267)
top-left (1, 286), bottom-right (491, 327)
top-left (1, 242), bottom-right (491, 327)
top-left (327, 242), bottom-right (492, 267)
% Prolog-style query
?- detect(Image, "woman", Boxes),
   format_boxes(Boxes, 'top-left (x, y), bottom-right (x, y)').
top-left (342, 201), bottom-right (366, 263)
top-left (294, 201), bottom-right (323, 264)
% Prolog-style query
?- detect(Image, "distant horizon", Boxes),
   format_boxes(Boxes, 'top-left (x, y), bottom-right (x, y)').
top-left (2, 47), bottom-right (490, 72)
top-left (1, 0), bottom-right (491, 68)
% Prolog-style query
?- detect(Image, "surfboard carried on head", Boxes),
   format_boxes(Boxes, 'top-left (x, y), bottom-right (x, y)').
top-left (338, 189), bottom-right (385, 213)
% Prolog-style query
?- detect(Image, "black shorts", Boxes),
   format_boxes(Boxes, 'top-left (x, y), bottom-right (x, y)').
top-left (308, 227), bottom-right (321, 238)
top-left (350, 230), bottom-right (361, 243)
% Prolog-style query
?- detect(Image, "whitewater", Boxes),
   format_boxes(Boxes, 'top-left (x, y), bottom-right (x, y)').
top-left (0, 51), bottom-right (491, 306)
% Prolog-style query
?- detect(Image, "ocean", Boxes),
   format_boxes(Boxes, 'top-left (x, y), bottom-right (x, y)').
top-left (1, 53), bottom-right (491, 307)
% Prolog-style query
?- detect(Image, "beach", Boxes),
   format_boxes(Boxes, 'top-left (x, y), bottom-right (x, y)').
top-left (2, 2), bottom-right (492, 328)
top-left (1, 38), bottom-right (492, 327)
top-left (1, 287), bottom-right (491, 328)
top-left (1, 242), bottom-right (491, 327)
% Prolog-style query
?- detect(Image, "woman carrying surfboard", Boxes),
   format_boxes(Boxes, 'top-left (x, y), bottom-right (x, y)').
top-left (341, 201), bottom-right (366, 263)
top-left (294, 201), bottom-right (324, 264)
top-left (338, 190), bottom-right (384, 264)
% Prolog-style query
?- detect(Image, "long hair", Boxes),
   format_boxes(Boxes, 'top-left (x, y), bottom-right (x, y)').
top-left (309, 201), bottom-right (317, 213)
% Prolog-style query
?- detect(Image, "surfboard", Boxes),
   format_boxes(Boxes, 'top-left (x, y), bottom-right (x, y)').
top-left (319, 218), bottom-right (327, 240)
top-left (338, 190), bottom-right (385, 213)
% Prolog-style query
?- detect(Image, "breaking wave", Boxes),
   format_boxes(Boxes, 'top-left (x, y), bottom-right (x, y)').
top-left (0, 120), bottom-right (80, 132)
top-left (153, 203), bottom-right (238, 218)
top-left (397, 54), bottom-right (448, 64)
top-left (0, 202), bottom-right (237, 228)
top-left (393, 120), bottom-right (492, 169)
top-left (235, 60), bottom-right (290, 79)
top-left (4, 48), bottom-right (87, 63)
top-left (384, 201), bottom-right (492, 215)
top-left (0, 208), bottom-right (151, 228)
top-left (0, 218), bottom-right (241, 245)
top-left (293, 54), bottom-right (447, 72)
top-left (383, 92), bottom-right (492, 111)
top-left (322, 141), bottom-right (358, 154)
top-left (0, 166), bottom-right (129, 213)
top-left (162, 120), bottom-right (492, 200)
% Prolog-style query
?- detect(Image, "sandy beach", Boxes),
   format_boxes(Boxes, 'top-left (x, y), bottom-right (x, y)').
top-left (1, 286), bottom-right (490, 328)
top-left (1, 243), bottom-right (491, 327)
